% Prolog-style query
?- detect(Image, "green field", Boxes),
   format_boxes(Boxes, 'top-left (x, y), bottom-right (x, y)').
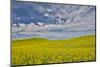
top-left (12, 35), bottom-right (96, 66)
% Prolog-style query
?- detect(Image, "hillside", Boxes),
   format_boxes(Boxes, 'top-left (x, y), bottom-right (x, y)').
top-left (12, 35), bottom-right (96, 66)
top-left (12, 35), bottom-right (95, 48)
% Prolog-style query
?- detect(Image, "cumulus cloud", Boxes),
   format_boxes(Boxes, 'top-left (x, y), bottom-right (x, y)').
top-left (12, 2), bottom-right (96, 40)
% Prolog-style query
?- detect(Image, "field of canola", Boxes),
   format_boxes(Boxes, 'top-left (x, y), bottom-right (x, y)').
top-left (12, 35), bottom-right (96, 66)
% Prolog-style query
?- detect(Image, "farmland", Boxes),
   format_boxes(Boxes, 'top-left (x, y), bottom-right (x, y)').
top-left (12, 35), bottom-right (96, 66)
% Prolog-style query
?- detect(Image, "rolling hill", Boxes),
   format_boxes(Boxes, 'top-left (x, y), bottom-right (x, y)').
top-left (12, 35), bottom-right (96, 66)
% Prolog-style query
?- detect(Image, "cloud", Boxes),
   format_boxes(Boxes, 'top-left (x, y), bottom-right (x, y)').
top-left (44, 13), bottom-right (49, 17)
top-left (12, 2), bottom-right (96, 40)
top-left (12, 21), bottom-right (95, 40)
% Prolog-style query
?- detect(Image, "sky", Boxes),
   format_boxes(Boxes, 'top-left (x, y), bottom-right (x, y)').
top-left (11, 1), bottom-right (96, 40)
